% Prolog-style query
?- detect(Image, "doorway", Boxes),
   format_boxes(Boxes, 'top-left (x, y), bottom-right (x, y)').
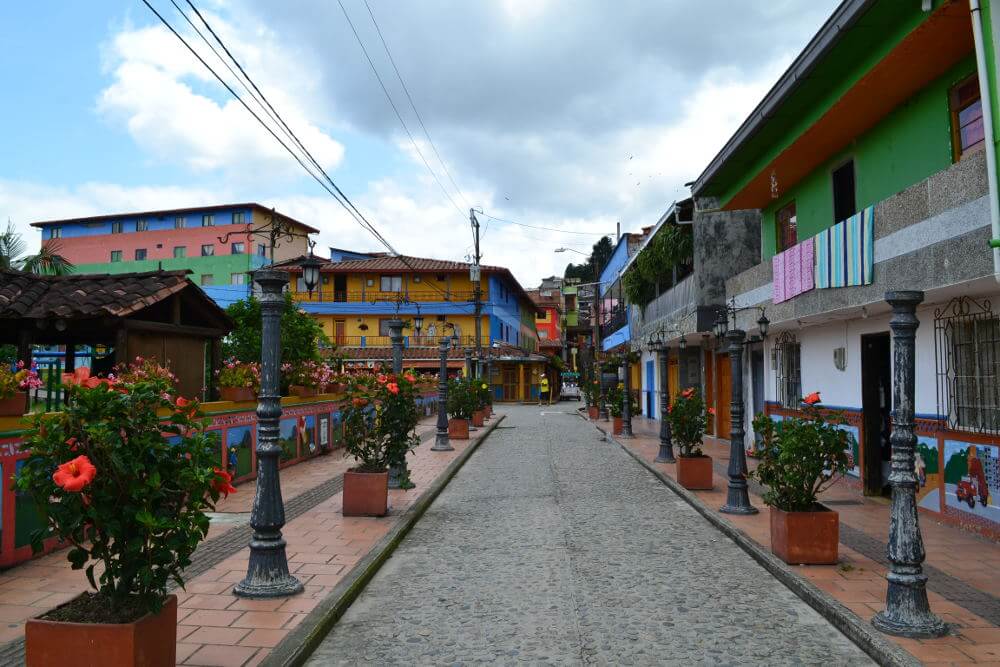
top-left (334, 320), bottom-right (346, 346)
top-left (334, 275), bottom-right (347, 302)
top-left (861, 332), bottom-right (892, 496)
top-left (751, 346), bottom-right (765, 446)
top-left (716, 353), bottom-right (731, 440)
top-left (502, 366), bottom-right (518, 401)
top-left (645, 360), bottom-right (655, 418)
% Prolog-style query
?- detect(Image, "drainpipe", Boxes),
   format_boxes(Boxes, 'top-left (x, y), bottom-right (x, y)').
top-left (970, 0), bottom-right (1000, 281)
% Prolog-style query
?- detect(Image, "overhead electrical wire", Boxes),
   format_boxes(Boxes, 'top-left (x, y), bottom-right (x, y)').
top-left (337, 0), bottom-right (467, 222)
top-left (478, 211), bottom-right (610, 236)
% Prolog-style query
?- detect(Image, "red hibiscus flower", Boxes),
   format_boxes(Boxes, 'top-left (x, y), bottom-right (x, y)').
top-left (65, 436), bottom-right (79, 452)
top-left (377, 374), bottom-right (388, 385)
top-left (63, 367), bottom-right (110, 389)
top-left (352, 397), bottom-right (369, 408)
top-left (53, 455), bottom-right (97, 493)
top-left (386, 382), bottom-right (400, 395)
top-left (404, 373), bottom-right (416, 383)
top-left (211, 467), bottom-right (236, 498)
top-left (681, 387), bottom-right (695, 399)
top-left (707, 407), bottom-right (716, 416)
top-left (802, 392), bottom-right (821, 406)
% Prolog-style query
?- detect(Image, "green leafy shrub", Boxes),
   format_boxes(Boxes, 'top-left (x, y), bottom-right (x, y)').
top-left (668, 388), bottom-right (711, 456)
top-left (14, 364), bottom-right (230, 620)
top-left (749, 393), bottom-right (852, 512)
top-left (223, 293), bottom-right (329, 365)
top-left (446, 378), bottom-right (477, 419)
top-left (340, 371), bottom-right (421, 476)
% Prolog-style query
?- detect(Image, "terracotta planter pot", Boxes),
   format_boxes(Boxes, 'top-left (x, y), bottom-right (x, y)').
top-left (0, 392), bottom-right (26, 417)
top-left (770, 504), bottom-right (839, 565)
top-left (588, 406), bottom-right (599, 420)
top-left (676, 455), bottom-right (713, 490)
top-left (612, 416), bottom-right (623, 435)
top-left (448, 418), bottom-right (470, 440)
top-left (483, 405), bottom-right (492, 419)
top-left (289, 385), bottom-right (318, 398)
top-left (26, 594), bottom-right (177, 666)
top-left (219, 386), bottom-right (256, 402)
top-left (472, 410), bottom-right (485, 427)
top-left (342, 469), bottom-right (389, 517)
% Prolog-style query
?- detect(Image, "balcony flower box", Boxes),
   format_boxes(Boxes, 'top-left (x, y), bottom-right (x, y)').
top-left (219, 387), bottom-right (256, 403)
top-left (0, 392), bottom-right (27, 417)
top-left (289, 385), bottom-right (318, 398)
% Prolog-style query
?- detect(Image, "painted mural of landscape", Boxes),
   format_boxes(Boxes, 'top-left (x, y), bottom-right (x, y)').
top-left (279, 415), bottom-right (315, 462)
top-left (916, 436), bottom-right (940, 511)
top-left (226, 425), bottom-right (254, 478)
top-left (943, 440), bottom-right (1000, 522)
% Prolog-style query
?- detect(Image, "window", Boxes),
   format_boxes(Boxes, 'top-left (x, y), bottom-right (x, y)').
top-left (110, 250), bottom-right (122, 262)
top-left (231, 242), bottom-right (246, 254)
top-left (201, 214), bottom-right (214, 227)
top-left (951, 76), bottom-right (985, 162)
top-left (231, 273), bottom-right (246, 285)
top-left (233, 211), bottom-right (246, 224)
top-left (538, 330), bottom-right (548, 339)
top-left (111, 221), bottom-right (123, 234)
top-left (436, 274), bottom-right (446, 282)
top-left (200, 274), bottom-right (214, 286)
top-left (50, 227), bottom-right (62, 239)
top-left (413, 275), bottom-right (421, 283)
top-left (936, 299), bottom-right (1000, 433)
top-left (134, 248), bottom-right (147, 260)
top-left (174, 217), bottom-right (186, 229)
top-left (173, 246), bottom-right (186, 258)
top-left (774, 333), bottom-right (801, 408)
top-left (201, 244), bottom-right (215, 257)
top-left (257, 244), bottom-right (267, 257)
top-left (136, 219), bottom-right (149, 232)
top-left (380, 275), bottom-right (402, 292)
top-left (775, 201), bottom-right (797, 253)
top-left (832, 160), bottom-right (856, 224)
top-left (536, 311), bottom-right (545, 320)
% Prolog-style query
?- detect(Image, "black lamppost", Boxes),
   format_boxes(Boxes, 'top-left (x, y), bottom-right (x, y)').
top-left (873, 291), bottom-right (946, 638)
top-left (387, 316), bottom-right (407, 489)
top-left (714, 298), bottom-right (769, 516)
top-left (649, 328), bottom-right (685, 463)
top-left (621, 352), bottom-right (633, 437)
top-left (233, 249), bottom-right (320, 599)
top-left (432, 331), bottom-right (459, 451)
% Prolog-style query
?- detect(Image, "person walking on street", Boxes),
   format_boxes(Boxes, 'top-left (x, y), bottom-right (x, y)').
top-left (539, 374), bottom-right (550, 405)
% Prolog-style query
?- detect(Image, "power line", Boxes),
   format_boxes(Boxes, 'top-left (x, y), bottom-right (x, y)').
top-left (362, 0), bottom-right (471, 211)
top-left (337, 0), bottom-right (467, 221)
top-left (478, 211), bottom-right (610, 236)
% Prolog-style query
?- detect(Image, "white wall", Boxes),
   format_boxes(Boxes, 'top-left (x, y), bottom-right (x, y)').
top-left (639, 348), bottom-right (659, 418)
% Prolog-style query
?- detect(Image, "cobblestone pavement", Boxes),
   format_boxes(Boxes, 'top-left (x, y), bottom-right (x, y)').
top-left (308, 406), bottom-right (873, 665)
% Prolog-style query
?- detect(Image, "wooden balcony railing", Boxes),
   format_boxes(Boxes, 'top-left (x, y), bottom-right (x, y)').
top-left (332, 335), bottom-right (490, 349)
top-left (292, 289), bottom-right (480, 303)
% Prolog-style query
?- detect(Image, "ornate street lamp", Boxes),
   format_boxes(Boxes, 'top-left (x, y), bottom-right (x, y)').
top-left (621, 350), bottom-right (633, 437)
top-left (872, 291), bottom-right (946, 638)
top-left (648, 330), bottom-right (676, 463)
top-left (432, 335), bottom-right (454, 451)
top-left (300, 253), bottom-right (322, 297)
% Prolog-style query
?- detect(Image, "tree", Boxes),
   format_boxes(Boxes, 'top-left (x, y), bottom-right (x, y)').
top-left (222, 293), bottom-right (330, 364)
top-left (562, 236), bottom-right (615, 282)
top-left (0, 221), bottom-right (75, 275)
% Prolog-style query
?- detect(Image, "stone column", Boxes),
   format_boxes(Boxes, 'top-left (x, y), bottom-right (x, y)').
top-left (873, 291), bottom-right (946, 638)
top-left (234, 269), bottom-right (303, 598)
top-left (720, 329), bottom-right (757, 515)
top-left (386, 318), bottom-right (408, 489)
top-left (656, 346), bottom-right (675, 463)
top-left (432, 338), bottom-right (453, 451)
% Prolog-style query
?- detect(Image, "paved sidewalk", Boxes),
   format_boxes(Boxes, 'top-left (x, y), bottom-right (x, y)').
top-left (607, 413), bottom-right (1000, 665)
top-left (308, 405), bottom-right (872, 665)
top-left (0, 413), bottom-right (493, 666)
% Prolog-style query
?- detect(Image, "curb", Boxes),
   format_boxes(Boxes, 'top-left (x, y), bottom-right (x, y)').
top-left (590, 419), bottom-right (919, 667)
top-left (261, 414), bottom-right (507, 667)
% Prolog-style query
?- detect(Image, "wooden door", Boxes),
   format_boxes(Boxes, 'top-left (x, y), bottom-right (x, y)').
top-left (704, 351), bottom-right (715, 436)
top-left (716, 353), bottom-right (731, 440)
top-left (502, 367), bottom-right (518, 401)
top-left (334, 320), bottom-right (346, 346)
top-left (668, 356), bottom-right (680, 406)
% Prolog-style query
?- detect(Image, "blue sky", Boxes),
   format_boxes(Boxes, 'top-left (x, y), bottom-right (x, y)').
top-left (0, 1), bottom-right (837, 285)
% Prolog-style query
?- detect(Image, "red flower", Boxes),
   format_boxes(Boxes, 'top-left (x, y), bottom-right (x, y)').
top-left (176, 396), bottom-right (192, 409)
top-left (707, 407), bottom-right (716, 416)
top-left (404, 373), bottom-right (416, 383)
top-left (377, 374), bottom-right (388, 385)
top-left (65, 436), bottom-right (79, 452)
top-left (386, 382), bottom-right (400, 395)
top-left (211, 467), bottom-right (236, 497)
top-left (802, 392), bottom-right (821, 406)
top-left (352, 397), bottom-right (369, 408)
top-left (53, 455), bottom-right (97, 493)
top-left (63, 367), bottom-right (110, 389)
top-left (681, 387), bottom-right (695, 399)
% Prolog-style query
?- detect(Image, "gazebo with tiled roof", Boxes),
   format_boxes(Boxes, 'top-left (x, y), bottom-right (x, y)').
top-left (0, 269), bottom-right (233, 399)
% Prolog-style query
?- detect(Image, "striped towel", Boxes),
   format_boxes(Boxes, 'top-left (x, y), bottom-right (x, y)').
top-left (772, 237), bottom-right (815, 304)
top-left (815, 206), bottom-right (874, 289)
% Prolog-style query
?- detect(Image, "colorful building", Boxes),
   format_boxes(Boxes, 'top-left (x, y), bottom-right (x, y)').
top-left (31, 204), bottom-right (317, 307)
top-left (684, 0), bottom-right (1000, 535)
top-left (280, 252), bottom-right (548, 401)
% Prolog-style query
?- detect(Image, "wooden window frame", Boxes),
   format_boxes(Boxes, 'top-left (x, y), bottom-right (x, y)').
top-left (951, 74), bottom-right (985, 162)
top-left (775, 200), bottom-right (797, 254)
top-left (831, 158), bottom-right (857, 225)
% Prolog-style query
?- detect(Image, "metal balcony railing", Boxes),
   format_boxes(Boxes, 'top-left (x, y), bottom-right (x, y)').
top-left (600, 307), bottom-right (629, 340)
top-left (332, 335), bottom-right (489, 349)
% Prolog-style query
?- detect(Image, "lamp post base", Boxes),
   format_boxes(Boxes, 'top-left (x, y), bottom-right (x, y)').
top-left (654, 448), bottom-right (676, 464)
top-left (872, 608), bottom-right (947, 639)
top-left (720, 485), bottom-right (759, 515)
top-left (431, 434), bottom-right (453, 452)
top-left (872, 571), bottom-right (948, 638)
top-left (233, 539), bottom-right (304, 599)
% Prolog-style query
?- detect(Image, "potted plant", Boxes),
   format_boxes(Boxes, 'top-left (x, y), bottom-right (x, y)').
top-left (477, 381), bottom-right (493, 419)
top-left (15, 360), bottom-right (232, 667)
top-left (607, 382), bottom-right (625, 434)
top-left (471, 380), bottom-right (487, 427)
top-left (0, 360), bottom-right (41, 417)
top-left (446, 378), bottom-right (474, 439)
top-left (340, 371), bottom-right (419, 515)
top-left (217, 360), bottom-right (260, 402)
top-left (669, 388), bottom-right (714, 489)
top-left (285, 360), bottom-right (324, 397)
top-left (750, 392), bottom-right (851, 565)
top-left (583, 379), bottom-right (600, 419)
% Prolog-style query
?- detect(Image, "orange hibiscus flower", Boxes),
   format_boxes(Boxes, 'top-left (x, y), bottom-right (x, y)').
top-left (53, 455), bottom-right (97, 493)
top-left (802, 392), bottom-right (821, 406)
top-left (211, 468), bottom-right (236, 498)
top-left (681, 387), bottom-right (695, 399)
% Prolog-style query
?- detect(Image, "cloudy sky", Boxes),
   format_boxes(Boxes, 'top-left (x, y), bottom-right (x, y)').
top-left (1, 0), bottom-right (838, 287)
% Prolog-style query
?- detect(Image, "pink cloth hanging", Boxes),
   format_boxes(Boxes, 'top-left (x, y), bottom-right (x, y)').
top-left (772, 237), bottom-right (814, 304)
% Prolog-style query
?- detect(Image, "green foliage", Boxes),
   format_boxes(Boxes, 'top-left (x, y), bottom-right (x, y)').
top-left (562, 236), bottom-right (615, 281)
top-left (749, 405), bottom-right (853, 512)
top-left (668, 389), bottom-right (708, 456)
top-left (340, 371), bottom-right (421, 476)
top-left (446, 377), bottom-right (478, 419)
top-left (223, 293), bottom-right (329, 365)
top-left (605, 382), bottom-right (637, 418)
top-left (623, 224), bottom-right (693, 307)
top-left (581, 377), bottom-right (600, 406)
top-left (13, 371), bottom-right (226, 617)
top-left (0, 345), bottom-right (15, 364)
top-left (217, 360), bottom-right (260, 390)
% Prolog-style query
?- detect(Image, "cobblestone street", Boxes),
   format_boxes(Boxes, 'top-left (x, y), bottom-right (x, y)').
top-left (308, 405), bottom-right (872, 665)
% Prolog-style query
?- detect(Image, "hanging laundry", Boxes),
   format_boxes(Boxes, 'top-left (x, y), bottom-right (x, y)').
top-left (814, 205), bottom-right (874, 289)
top-left (772, 237), bottom-right (815, 304)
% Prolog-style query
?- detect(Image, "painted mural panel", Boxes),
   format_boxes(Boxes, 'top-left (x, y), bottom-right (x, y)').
top-left (837, 423), bottom-right (860, 479)
top-left (226, 426), bottom-right (254, 478)
top-left (916, 436), bottom-right (940, 511)
top-left (944, 440), bottom-right (1000, 522)
top-left (279, 415), bottom-right (315, 462)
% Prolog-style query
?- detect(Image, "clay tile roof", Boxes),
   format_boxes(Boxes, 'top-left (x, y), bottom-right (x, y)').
top-left (337, 346), bottom-right (467, 361)
top-left (0, 269), bottom-right (196, 320)
top-left (317, 255), bottom-right (507, 273)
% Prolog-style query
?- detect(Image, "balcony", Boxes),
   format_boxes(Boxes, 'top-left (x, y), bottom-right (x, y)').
top-left (332, 335), bottom-right (488, 349)
top-left (634, 274), bottom-right (696, 329)
top-left (292, 289), bottom-right (478, 303)
top-left (600, 306), bottom-right (629, 341)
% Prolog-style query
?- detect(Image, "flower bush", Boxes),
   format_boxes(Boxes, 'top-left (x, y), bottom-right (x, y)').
top-left (748, 392), bottom-right (853, 512)
top-left (606, 382), bottom-right (639, 418)
top-left (14, 366), bottom-right (230, 622)
top-left (668, 388), bottom-right (710, 456)
top-left (217, 359), bottom-right (260, 391)
top-left (283, 360), bottom-right (336, 390)
top-left (340, 371), bottom-right (420, 477)
top-left (446, 377), bottom-right (477, 420)
top-left (0, 360), bottom-right (42, 398)
top-left (474, 381), bottom-right (492, 410)
top-left (581, 378), bottom-right (599, 406)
